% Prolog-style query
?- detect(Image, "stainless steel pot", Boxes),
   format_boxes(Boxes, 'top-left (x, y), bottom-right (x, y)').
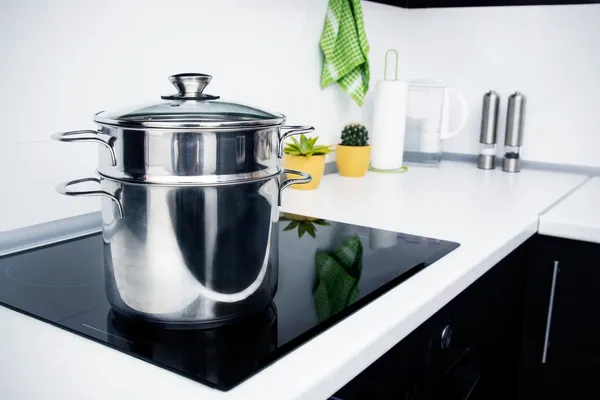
top-left (53, 73), bottom-right (316, 325)
top-left (57, 170), bottom-right (309, 325)
top-left (52, 73), bottom-right (313, 185)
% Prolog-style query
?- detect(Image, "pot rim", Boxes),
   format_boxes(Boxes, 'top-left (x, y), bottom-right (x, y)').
top-left (94, 112), bottom-right (286, 130)
top-left (97, 168), bottom-right (284, 186)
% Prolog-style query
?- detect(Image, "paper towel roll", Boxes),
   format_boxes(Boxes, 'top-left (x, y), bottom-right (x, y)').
top-left (371, 80), bottom-right (408, 170)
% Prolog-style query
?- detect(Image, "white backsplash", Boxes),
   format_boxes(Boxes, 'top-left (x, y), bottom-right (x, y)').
top-left (0, 0), bottom-right (597, 231)
top-left (404, 4), bottom-right (600, 167)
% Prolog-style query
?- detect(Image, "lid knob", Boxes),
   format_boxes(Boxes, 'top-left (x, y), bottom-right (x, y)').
top-left (170, 73), bottom-right (211, 96)
top-left (162, 73), bottom-right (219, 101)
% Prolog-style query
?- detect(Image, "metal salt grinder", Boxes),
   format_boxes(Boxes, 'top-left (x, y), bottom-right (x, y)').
top-left (477, 91), bottom-right (500, 170)
top-left (502, 92), bottom-right (526, 173)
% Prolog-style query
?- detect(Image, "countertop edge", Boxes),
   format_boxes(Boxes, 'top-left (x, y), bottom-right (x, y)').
top-left (539, 177), bottom-right (600, 245)
top-left (538, 219), bottom-right (600, 244)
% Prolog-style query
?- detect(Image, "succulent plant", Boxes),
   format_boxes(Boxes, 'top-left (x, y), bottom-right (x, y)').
top-left (340, 123), bottom-right (369, 147)
top-left (283, 134), bottom-right (332, 158)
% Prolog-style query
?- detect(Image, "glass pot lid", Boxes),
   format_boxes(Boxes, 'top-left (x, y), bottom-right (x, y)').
top-left (94, 73), bottom-right (285, 130)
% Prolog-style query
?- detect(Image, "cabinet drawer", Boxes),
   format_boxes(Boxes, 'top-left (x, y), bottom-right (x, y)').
top-left (334, 283), bottom-right (476, 399)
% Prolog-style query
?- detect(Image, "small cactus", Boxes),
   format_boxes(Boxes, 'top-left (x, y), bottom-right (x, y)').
top-left (341, 123), bottom-right (369, 147)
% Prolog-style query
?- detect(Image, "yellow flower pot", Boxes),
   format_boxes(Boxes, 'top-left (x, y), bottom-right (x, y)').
top-left (283, 154), bottom-right (326, 190)
top-left (335, 145), bottom-right (371, 177)
top-left (282, 212), bottom-right (318, 221)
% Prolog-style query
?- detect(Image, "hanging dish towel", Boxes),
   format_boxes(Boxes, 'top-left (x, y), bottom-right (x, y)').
top-left (320, 0), bottom-right (370, 106)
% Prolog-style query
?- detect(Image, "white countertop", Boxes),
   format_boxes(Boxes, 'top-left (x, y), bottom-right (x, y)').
top-left (539, 176), bottom-right (600, 244)
top-left (0, 162), bottom-right (589, 400)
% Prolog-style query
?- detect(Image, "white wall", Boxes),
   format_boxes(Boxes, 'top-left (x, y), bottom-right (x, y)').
top-left (405, 4), bottom-right (600, 167)
top-left (1, 1), bottom-right (598, 231)
top-left (0, 0), bottom-right (407, 231)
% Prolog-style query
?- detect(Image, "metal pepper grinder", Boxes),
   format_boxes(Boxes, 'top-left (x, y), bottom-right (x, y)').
top-left (477, 91), bottom-right (500, 170)
top-left (502, 92), bottom-right (526, 172)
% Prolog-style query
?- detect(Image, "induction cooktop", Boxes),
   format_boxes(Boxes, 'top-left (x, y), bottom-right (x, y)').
top-left (0, 214), bottom-right (459, 391)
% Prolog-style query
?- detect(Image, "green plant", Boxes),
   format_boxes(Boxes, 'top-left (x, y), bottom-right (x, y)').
top-left (283, 134), bottom-right (332, 157)
top-left (340, 123), bottom-right (369, 146)
top-left (281, 217), bottom-right (330, 239)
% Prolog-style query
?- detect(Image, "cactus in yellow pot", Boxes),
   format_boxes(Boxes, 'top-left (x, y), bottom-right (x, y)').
top-left (283, 135), bottom-right (332, 190)
top-left (336, 123), bottom-right (371, 177)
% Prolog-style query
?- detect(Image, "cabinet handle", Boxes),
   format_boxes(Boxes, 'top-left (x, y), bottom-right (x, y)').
top-left (542, 260), bottom-right (559, 364)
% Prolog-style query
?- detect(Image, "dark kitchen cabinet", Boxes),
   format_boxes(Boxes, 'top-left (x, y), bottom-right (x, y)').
top-left (470, 243), bottom-right (528, 400)
top-left (333, 242), bottom-right (529, 400)
top-left (518, 235), bottom-right (600, 400)
top-left (333, 276), bottom-right (479, 400)
top-left (372, 0), bottom-right (599, 8)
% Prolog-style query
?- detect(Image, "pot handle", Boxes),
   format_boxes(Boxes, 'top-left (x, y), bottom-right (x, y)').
top-left (56, 177), bottom-right (123, 219)
top-left (278, 169), bottom-right (312, 206)
top-left (51, 130), bottom-right (117, 166)
top-left (278, 126), bottom-right (315, 158)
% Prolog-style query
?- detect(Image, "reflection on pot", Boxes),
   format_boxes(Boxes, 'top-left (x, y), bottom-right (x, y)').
top-left (312, 235), bottom-right (363, 322)
top-left (106, 305), bottom-right (278, 390)
top-left (280, 214), bottom-right (330, 239)
top-left (254, 129), bottom-right (273, 167)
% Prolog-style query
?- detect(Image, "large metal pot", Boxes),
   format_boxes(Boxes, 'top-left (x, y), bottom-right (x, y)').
top-left (53, 73), bottom-right (314, 326)
top-left (57, 170), bottom-right (308, 326)
top-left (52, 73), bottom-right (312, 185)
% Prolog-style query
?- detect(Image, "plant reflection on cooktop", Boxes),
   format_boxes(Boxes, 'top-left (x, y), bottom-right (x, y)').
top-left (0, 213), bottom-right (459, 391)
top-left (280, 213), bottom-right (330, 238)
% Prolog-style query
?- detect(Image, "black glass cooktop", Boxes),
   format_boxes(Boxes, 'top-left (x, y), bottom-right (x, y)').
top-left (0, 214), bottom-right (458, 391)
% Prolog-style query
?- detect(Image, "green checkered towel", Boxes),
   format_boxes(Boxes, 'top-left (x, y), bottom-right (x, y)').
top-left (320, 0), bottom-right (370, 106)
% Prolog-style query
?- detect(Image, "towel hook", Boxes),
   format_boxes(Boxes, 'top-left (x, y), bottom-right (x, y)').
top-left (384, 49), bottom-right (399, 81)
